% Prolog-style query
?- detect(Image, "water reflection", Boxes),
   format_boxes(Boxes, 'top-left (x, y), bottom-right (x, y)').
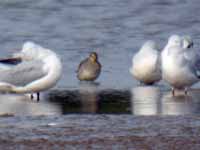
top-left (0, 87), bottom-right (200, 116)
top-left (161, 90), bottom-right (200, 115)
top-left (0, 94), bottom-right (61, 116)
top-left (78, 82), bottom-right (99, 113)
top-left (131, 87), bottom-right (200, 115)
top-left (131, 86), bottom-right (161, 115)
top-left (48, 86), bottom-right (131, 114)
top-left (161, 93), bottom-right (192, 115)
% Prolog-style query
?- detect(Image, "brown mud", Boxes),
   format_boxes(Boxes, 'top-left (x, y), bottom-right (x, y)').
top-left (0, 115), bottom-right (199, 150)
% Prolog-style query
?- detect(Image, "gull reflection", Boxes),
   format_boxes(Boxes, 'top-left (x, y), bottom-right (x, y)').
top-left (161, 90), bottom-right (200, 115)
top-left (131, 86), bottom-right (161, 115)
top-left (78, 82), bottom-right (99, 113)
top-left (0, 94), bottom-right (61, 116)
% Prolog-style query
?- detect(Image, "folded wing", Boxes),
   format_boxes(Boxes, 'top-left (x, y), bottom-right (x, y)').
top-left (0, 60), bottom-right (47, 86)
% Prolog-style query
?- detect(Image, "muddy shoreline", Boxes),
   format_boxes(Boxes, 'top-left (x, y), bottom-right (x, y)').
top-left (0, 115), bottom-right (199, 150)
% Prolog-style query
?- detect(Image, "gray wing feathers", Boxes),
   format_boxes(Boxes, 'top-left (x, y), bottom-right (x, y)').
top-left (0, 60), bottom-right (47, 86)
top-left (77, 58), bottom-right (88, 73)
top-left (194, 58), bottom-right (200, 78)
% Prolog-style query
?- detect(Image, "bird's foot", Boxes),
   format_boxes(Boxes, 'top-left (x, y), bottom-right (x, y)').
top-left (184, 88), bottom-right (188, 95)
top-left (171, 88), bottom-right (175, 96)
top-left (30, 93), bottom-right (40, 102)
top-left (30, 94), bottom-right (34, 100)
top-left (37, 92), bottom-right (40, 102)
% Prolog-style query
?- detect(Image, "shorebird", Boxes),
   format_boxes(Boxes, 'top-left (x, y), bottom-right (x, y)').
top-left (77, 52), bottom-right (101, 82)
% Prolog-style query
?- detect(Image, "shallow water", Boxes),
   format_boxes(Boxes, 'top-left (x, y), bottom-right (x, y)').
top-left (0, 0), bottom-right (200, 116)
top-left (0, 84), bottom-right (200, 116)
top-left (48, 86), bottom-right (200, 115)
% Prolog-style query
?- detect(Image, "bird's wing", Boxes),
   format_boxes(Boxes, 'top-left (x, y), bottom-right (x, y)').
top-left (183, 49), bottom-right (197, 61)
top-left (76, 58), bottom-right (89, 73)
top-left (0, 57), bottom-right (22, 65)
top-left (193, 57), bottom-right (200, 78)
top-left (182, 49), bottom-right (200, 79)
top-left (0, 60), bottom-right (47, 86)
top-left (154, 51), bottom-right (162, 74)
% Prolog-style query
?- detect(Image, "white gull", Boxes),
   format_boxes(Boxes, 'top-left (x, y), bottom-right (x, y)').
top-left (161, 35), bottom-right (199, 95)
top-left (0, 41), bottom-right (62, 101)
top-left (130, 40), bottom-right (161, 85)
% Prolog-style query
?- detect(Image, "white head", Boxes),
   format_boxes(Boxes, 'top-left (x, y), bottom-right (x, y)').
top-left (167, 35), bottom-right (182, 48)
top-left (141, 40), bottom-right (158, 52)
top-left (22, 41), bottom-right (39, 60)
top-left (22, 41), bottom-right (36, 51)
top-left (182, 35), bottom-right (193, 49)
top-left (14, 41), bottom-right (52, 61)
top-left (12, 41), bottom-right (39, 60)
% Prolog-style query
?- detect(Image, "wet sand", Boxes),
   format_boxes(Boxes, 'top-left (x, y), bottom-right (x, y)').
top-left (0, 114), bottom-right (199, 150)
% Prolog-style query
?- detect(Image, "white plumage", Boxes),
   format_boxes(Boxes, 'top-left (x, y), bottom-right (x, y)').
top-left (130, 40), bottom-right (161, 84)
top-left (161, 35), bottom-right (199, 95)
top-left (0, 41), bottom-right (62, 100)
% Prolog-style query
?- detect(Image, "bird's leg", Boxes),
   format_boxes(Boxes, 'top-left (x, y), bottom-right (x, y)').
top-left (30, 93), bottom-right (34, 100)
top-left (36, 92), bottom-right (40, 102)
top-left (184, 87), bottom-right (188, 95)
top-left (171, 87), bottom-right (175, 96)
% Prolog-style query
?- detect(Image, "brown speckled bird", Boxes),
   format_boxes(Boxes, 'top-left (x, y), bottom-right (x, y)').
top-left (77, 52), bottom-right (101, 81)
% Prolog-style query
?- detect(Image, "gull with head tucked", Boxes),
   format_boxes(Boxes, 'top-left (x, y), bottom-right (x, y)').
top-left (130, 40), bottom-right (161, 85)
top-left (162, 35), bottom-right (199, 95)
top-left (0, 41), bottom-right (62, 101)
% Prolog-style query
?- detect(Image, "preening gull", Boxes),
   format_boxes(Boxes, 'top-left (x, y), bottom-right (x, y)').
top-left (0, 41), bottom-right (62, 101)
top-left (130, 40), bottom-right (161, 85)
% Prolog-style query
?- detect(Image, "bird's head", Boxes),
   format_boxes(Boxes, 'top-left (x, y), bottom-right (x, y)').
top-left (12, 41), bottom-right (38, 61)
top-left (167, 35), bottom-right (182, 47)
top-left (89, 52), bottom-right (98, 62)
top-left (182, 35), bottom-right (193, 49)
top-left (142, 40), bottom-right (158, 51)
